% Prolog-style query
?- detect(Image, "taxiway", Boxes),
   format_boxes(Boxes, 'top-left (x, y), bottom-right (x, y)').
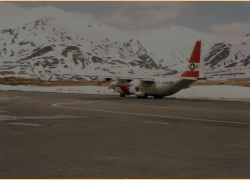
top-left (0, 91), bottom-right (249, 178)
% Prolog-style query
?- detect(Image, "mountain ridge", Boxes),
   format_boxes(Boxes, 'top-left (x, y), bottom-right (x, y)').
top-left (0, 6), bottom-right (249, 81)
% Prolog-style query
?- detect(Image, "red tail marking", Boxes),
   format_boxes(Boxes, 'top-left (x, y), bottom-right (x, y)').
top-left (120, 87), bottom-right (130, 94)
top-left (181, 71), bottom-right (199, 77)
top-left (189, 41), bottom-right (201, 63)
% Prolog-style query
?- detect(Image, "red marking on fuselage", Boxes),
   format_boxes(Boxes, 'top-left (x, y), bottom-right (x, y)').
top-left (181, 71), bottom-right (199, 77)
top-left (120, 87), bottom-right (131, 94)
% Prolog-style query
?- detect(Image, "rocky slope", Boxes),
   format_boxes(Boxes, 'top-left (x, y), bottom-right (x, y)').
top-left (0, 6), bottom-right (170, 81)
top-left (138, 26), bottom-right (250, 80)
top-left (204, 35), bottom-right (250, 79)
top-left (0, 6), bottom-right (249, 81)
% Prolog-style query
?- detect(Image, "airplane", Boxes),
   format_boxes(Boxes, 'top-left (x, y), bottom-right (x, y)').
top-left (87, 41), bottom-right (204, 99)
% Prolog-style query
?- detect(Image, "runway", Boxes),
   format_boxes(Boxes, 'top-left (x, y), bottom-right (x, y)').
top-left (0, 91), bottom-right (249, 178)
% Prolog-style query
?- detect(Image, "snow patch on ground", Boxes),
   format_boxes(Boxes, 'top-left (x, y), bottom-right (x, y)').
top-left (170, 85), bottom-right (250, 102)
top-left (0, 85), bottom-right (249, 102)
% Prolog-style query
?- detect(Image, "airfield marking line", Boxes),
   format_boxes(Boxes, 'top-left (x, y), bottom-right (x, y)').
top-left (52, 101), bottom-right (250, 125)
top-left (0, 110), bottom-right (9, 113)
top-left (140, 121), bottom-right (169, 125)
top-left (8, 123), bottom-right (44, 126)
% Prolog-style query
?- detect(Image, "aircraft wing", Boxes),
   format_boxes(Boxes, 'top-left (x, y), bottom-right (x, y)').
top-left (84, 74), bottom-right (155, 82)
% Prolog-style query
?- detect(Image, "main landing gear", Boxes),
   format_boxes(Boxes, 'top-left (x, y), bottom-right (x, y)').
top-left (120, 93), bottom-right (163, 99)
top-left (153, 96), bottom-right (164, 99)
top-left (136, 93), bottom-right (148, 99)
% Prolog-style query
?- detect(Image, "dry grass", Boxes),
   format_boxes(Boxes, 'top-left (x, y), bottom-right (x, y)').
top-left (1, 77), bottom-right (249, 87)
top-left (41, 79), bottom-right (110, 87)
top-left (192, 78), bottom-right (250, 87)
top-left (0, 77), bottom-right (110, 87)
top-left (42, 79), bottom-right (98, 86)
top-left (0, 77), bottom-right (45, 86)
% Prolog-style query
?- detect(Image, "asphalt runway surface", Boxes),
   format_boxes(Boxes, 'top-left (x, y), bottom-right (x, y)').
top-left (0, 90), bottom-right (249, 178)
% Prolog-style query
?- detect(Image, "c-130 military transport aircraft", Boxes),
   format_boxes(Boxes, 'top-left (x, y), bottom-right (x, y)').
top-left (88, 41), bottom-right (204, 99)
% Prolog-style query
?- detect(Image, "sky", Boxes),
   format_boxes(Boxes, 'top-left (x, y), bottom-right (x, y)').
top-left (0, 1), bottom-right (249, 41)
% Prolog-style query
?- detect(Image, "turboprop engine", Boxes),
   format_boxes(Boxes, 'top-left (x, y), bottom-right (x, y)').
top-left (96, 77), bottom-right (112, 83)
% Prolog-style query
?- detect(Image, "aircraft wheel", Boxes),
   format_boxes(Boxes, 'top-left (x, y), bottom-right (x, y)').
top-left (137, 94), bottom-right (147, 99)
top-left (159, 96), bottom-right (164, 99)
top-left (153, 96), bottom-right (158, 99)
top-left (120, 93), bottom-right (125, 97)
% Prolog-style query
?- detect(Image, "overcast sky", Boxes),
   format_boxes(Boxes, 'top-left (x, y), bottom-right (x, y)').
top-left (0, 1), bottom-right (249, 41)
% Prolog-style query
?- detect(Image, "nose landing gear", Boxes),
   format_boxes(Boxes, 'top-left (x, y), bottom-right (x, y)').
top-left (120, 93), bottom-right (125, 97)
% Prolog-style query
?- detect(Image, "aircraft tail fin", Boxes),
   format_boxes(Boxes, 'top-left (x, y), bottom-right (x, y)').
top-left (181, 41), bottom-right (204, 79)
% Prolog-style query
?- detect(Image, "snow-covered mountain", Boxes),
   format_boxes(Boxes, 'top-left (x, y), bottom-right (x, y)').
top-left (138, 26), bottom-right (250, 79)
top-left (0, 6), bottom-right (170, 81)
top-left (204, 36), bottom-right (250, 79)
top-left (0, 6), bottom-right (249, 81)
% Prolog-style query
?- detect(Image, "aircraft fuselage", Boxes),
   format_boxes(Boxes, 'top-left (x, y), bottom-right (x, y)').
top-left (114, 77), bottom-right (195, 97)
